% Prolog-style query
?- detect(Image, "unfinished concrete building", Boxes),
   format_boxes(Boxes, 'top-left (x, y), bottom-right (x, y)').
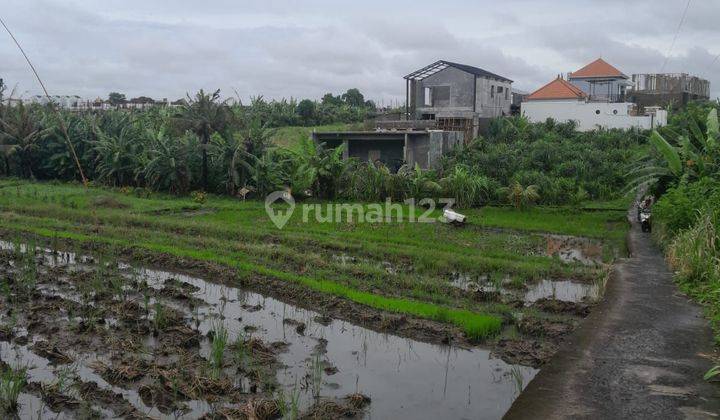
top-left (312, 130), bottom-right (463, 172)
top-left (403, 60), bottom-right (513, 138)
top-left (628, 73), bottom-right (710, 111)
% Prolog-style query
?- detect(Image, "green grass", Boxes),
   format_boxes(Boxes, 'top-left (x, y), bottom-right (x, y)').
top-left (0, 366), bottom-right (26, 413)
top-left (0, 179), bottom-right (628, 340)
top-left (271, 123), bottom-right (363, 150)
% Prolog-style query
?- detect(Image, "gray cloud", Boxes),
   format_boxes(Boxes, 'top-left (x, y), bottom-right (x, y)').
top-left (1, 0), bottom-right (718, 105)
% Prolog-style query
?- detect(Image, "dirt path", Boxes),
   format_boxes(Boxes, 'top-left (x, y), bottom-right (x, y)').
top-left (505, 211), bottom-right (720, 419)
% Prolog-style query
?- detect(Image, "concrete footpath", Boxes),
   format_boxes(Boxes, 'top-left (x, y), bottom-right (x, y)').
top-left (504, 212), bottom-right (720, 419)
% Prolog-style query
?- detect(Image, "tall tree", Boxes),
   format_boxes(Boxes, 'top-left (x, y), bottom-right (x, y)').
top-left (175, 89), bottom-right (231, 190)
top-left (108, 92), bottom-right (126, 106)
top-left (296, 99), bottom-right (316, 125)
top-left (321, 93), bottom-right (342, 106)
top-left (341, 88), bottom-right (364, 107)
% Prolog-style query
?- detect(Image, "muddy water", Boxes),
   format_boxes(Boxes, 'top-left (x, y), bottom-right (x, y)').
top-left (450, 273), bottom-right (600, 304)
top-left (543, 234), bottom-right (604, 266)
top-left (137, 266), bottom-right (537, 419)
top-left (523, 279), bottom-right (600, 303)
top-left (0, 241), bottom-right (537, 419)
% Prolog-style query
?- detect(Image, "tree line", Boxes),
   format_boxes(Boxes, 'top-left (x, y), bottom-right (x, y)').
top-left (0, 87), bottom-right (662, 208)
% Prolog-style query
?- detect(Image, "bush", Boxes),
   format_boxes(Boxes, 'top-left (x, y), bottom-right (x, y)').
top-left (653, 178), bottom-right (720, 237)
top-left (442, 116), bottom-right (646, 205)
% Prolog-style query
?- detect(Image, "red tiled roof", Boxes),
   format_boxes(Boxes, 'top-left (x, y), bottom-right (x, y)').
top-left (569, 58), bottom-right (627, 79)
top-left (526, 78), bottom-right (587, 101)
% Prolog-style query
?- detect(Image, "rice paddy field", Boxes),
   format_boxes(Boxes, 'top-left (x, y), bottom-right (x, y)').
top-left (0, 179), bottom-right (629, 419)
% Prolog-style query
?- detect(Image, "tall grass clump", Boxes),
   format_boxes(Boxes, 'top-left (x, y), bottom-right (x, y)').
top-left (0, 367), bottom-right (27, 413)
top-left (440, 165), bottom-right (492, 208)
top-left (665, 211), bottom-right (720, 342)
top-left (210, 321), bottom-right (229, 378)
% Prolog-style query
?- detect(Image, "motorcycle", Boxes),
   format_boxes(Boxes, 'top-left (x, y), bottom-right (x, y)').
top-left (640, 209), bottom-right (652, 232)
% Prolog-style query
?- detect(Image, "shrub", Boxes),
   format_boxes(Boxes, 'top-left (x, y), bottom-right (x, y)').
top-left (191, 190), bottom-right (207, 204)
top-left (0, 367), bottom-right (26, 413)
top-left (440, 165), bottom-right (491, 208)
top-left (653, 178), bottom-right (720, 238)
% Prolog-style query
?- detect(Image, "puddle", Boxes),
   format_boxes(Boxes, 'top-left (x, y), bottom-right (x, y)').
top-left (0, 241), bottom-right (537, 419)
top-left (450, 272), bottom-right (600, 304)
top-left (543, 234), bottom-right (604, 266)
top-left (136, 266), bottom-right (537, 419)
top-left (524, 279), bottom-right (600, 303)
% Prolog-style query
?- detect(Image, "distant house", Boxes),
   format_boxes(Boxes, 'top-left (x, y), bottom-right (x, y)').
top-left (404, 60), bottom-right (512, 137)
top-left (127, 96), bottom-right (156, 110)
top-left (510, 89), bottom-right (529, 114)
top-left (521, 76), bottom-right (666, 131)
top-left (567, 58), bottom-right (632, 102)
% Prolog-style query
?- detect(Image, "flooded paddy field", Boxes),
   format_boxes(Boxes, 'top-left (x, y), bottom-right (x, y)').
top-left (0, 241), bottom-right (537, 419)
top-left (0, 181), bottom-right (630, 418)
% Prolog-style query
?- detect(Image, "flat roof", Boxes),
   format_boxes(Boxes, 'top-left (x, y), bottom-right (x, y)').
top-left (313, 131), bottom-right (434, 141)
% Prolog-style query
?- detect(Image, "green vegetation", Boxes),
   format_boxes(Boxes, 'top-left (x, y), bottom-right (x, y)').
top-left (443, 117), bottom-right (647, 205)
top-left (0, 180), bottom-right (625, 340)
top-left (210, 321), bottom-right (229, 378)
top-left (0, 366), bottom-right (26, 413)
top-left (0, 87), bottom-right (640, 342)
top-left (641, 102), bottom-right (720, 350)
top-left (1, 90), bottom-right (645, 208)
top-left (271, 123), bottom-right (362, 150)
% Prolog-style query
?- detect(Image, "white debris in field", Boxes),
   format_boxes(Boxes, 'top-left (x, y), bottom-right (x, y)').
top-left (443, 209), bottom-right (466, 224)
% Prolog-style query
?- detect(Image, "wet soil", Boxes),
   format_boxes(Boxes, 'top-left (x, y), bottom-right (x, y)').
top-left (0, 229), bottom-right (613, 418)
top-left (0, 239), bottom-right (540, 419)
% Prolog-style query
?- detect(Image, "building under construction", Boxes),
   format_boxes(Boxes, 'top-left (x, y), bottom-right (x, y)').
top-left (628, 73), bottom-right (710, 111)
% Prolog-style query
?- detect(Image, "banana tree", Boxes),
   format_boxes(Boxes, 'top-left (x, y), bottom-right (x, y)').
top-left (626, 107), bottom-right (719, 193)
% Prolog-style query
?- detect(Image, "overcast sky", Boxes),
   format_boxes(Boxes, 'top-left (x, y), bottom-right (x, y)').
top-left (2, 0), bottom-right (719, 105)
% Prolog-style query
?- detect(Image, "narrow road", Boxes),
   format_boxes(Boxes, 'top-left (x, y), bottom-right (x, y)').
top-left (505, 210), bottom-right (720, 419)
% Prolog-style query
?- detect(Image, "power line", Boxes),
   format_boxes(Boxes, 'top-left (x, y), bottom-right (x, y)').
top-left (710, 52), bottom-right (720, 69)
top-left (0, 15), bottom-right (87, 186)
top-left (661, 0), bottom-right (692, 73)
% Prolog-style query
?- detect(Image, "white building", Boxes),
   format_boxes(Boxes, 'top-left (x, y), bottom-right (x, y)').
top-left (521, 73), bottom-right (666, 131)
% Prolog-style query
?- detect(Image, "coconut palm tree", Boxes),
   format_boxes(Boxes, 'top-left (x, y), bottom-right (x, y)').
top-left (0, 102), bottom-right (51, 178)
top-left (175, 89), bottom-right (231, 191)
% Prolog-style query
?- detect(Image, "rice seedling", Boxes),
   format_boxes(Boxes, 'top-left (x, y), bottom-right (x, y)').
top-left (233, 332), bottom-right (248, 367)
top-left (210, 321), bottom-right (229, 378)
top-left (153, 301), bottom-right (168, 332)
top-left (276, 380), bottom-right (301, 419)
top-left (509, 365), bottom-right (525, 395)
top-left (0, 366), bottom-right (27, 413)
top-left (310, 353), bottom-right (322, 399)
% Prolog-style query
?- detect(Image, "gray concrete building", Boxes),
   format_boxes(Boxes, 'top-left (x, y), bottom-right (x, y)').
top-left (312, 130), bottom-right (463, 172)
top-left (404, 60), bottom-right (513, 137)
top-left (628, 73), bottom-right (710, 112)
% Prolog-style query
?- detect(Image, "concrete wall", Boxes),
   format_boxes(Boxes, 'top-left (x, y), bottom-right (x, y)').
top-left (347, 139), bottom-right (405, 171)
top-left (411, 66), bottom-right (511, 119)
top-left (413, 66), bottom-right (475, 118)
top-left (475, 77), bottom-right (512, 118)
top-left (314, 131), bottom-right (463, 171)
top-left (521, 100), bottom-right (667, 131)
top-left (628, 91), bottom-right (707, 112)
